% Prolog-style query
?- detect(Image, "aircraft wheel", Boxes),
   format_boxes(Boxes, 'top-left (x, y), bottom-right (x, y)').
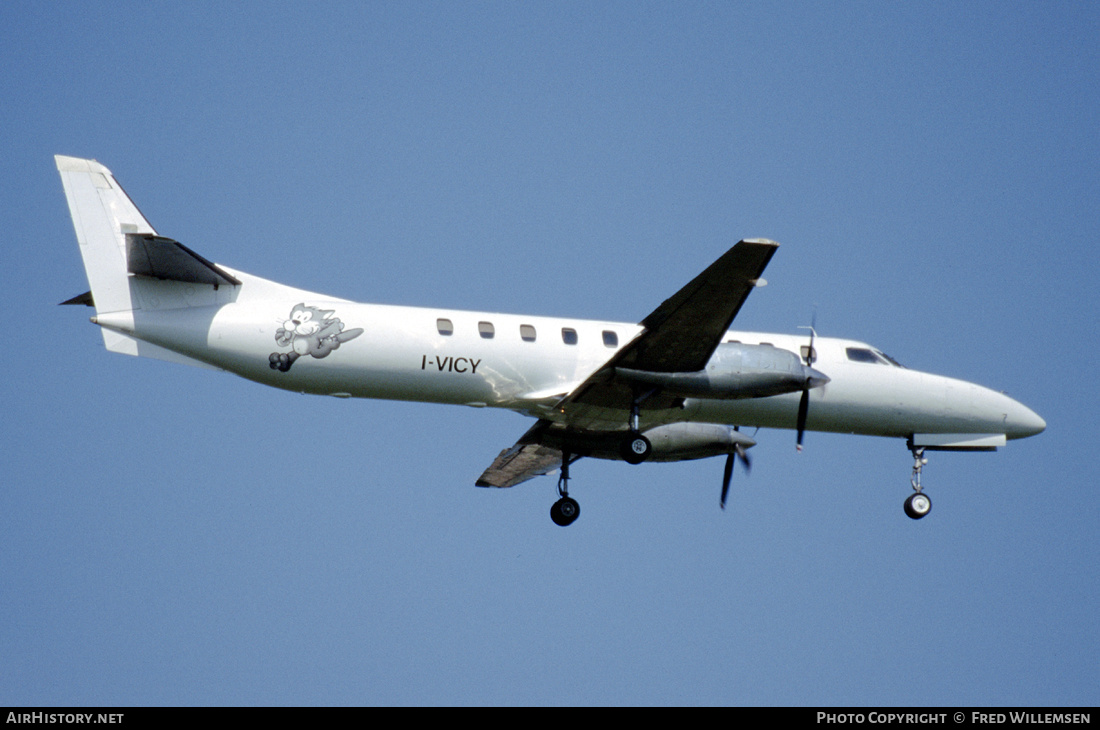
top-left (551, 497), bottom-right (580, 526)
top-left (620, 432), bottom-right (652, 465)
top-left (904, 492), bottom-right (932, 520)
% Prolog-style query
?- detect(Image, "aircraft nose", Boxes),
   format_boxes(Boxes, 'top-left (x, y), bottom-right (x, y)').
top-left (1003, 396), bottom-right (1046, 439)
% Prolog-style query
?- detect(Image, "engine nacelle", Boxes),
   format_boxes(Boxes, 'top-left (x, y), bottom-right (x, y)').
top-left (641, 423), bottom-right (756, 462)
top-left (542, 422), bottom-right (756, 463)
top-left (616, 342), bottom-right (828, 400)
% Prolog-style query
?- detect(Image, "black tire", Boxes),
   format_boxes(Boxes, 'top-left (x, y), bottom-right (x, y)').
top-left (620, 432), bottom-right (652, 465)
top-left (904, 492), bottom-right (932, 520)
top-left (550, 497), bottom-right (580, 526)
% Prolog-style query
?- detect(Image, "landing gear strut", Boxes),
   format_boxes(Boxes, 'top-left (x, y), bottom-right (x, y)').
top-left (904, 445), bottom-right (932, 520)
top-left (550, 450), bottom-right (580, 526)
top-left (620, 390), bottom-right (653, 465)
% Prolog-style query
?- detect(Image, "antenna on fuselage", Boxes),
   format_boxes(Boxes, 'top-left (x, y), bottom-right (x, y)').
top-left (797, 306), bottom-right (819, 365)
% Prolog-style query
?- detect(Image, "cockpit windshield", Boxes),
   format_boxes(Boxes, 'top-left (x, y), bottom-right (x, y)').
top-left (876, 350), bottom-right (904, 367)
top-left (846, 347), bottom-right (904, 367)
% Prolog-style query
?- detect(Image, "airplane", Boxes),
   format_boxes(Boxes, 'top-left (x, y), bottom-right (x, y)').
top-left (55, 155), bottom-right (1046, 526)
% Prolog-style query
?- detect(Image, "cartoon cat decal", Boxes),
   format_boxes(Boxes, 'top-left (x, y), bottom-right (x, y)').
top-left (268, 304), bottom-right (364, 372)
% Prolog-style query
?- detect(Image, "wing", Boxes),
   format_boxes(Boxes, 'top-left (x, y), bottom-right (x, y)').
top-left (476, 239), bottom-right (779, 488)
top-left (553, 238), bottom-right (778, 430)
top-left (624, 238), bottom-right (778, 372)
top-left (476, 421), bottom-right (562, 488)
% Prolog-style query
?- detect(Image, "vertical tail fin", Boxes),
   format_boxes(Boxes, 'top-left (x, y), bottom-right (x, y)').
top-left (57, 156), bottom-right (309, 370)
top-left (56, 155), bottom-right (156, 315)
top-left (57, 155), bottom-right (182, 363)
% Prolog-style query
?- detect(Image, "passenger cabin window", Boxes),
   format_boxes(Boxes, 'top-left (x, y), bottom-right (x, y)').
top-left (436, 318), bottom-right (454, 336)
top-left (846, 347), bottom-right (884, 364)
top-left (520, 324), bottom-right (536, 342)
top-left (800, 345), bottom-right (817, 364)
top-left (602, 330), bottom-right (618, 348)
top-left (561, 328), bottom-right (578, 345)
top-left (478, 321), bottom-right (495, 339)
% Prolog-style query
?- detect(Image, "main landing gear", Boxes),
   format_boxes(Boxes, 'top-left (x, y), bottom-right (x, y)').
top-left (551, 393), bottom-right (656, 526)
top-left (551, 450), bottom-right (581, 527)
top-left (904, 445), bottom-right (932, 520)
top-left (619, 391), bottom-right (653, 465)
top-left (620, 432), bottom-right (652, 464)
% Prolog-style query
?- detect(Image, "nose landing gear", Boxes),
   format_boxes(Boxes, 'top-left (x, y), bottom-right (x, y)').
top-left (904, 445), bottom-right (932, 519)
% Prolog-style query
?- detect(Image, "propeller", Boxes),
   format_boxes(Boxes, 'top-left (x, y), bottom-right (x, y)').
top-left (720, 435), bottom-right (752, 510)
top-left (796, 312), bottom-right (827, 452)
top-left (796, 388), bottom-right (810, 451)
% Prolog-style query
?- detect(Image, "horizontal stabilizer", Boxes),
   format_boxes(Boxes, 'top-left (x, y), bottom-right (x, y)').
top-left (60, 291), bottom-right (95, 307)
top-left (126, 234), bottom-right (241, 288)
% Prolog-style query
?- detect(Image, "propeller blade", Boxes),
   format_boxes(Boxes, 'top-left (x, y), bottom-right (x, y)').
top-left (721, 453), bottom-right (734, 509)
top-left (735, 443), bottom-right (752, 474)
top-left (796, 386), bottom-right (810, 451)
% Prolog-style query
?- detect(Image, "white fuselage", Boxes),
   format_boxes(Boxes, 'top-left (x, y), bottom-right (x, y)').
top-left (91, 268), bottom-right (1046, 444)
top-left (55, 154), bottom-right (1046, 524)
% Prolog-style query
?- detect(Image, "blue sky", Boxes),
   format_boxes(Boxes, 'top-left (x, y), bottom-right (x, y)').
top-left (2, 2), bottom-right (1097, 706)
